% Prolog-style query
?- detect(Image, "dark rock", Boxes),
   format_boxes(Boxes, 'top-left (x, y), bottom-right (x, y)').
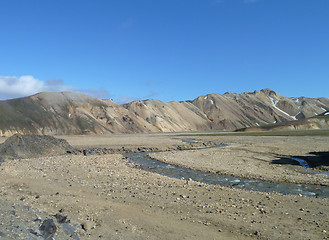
top-left (39, 218), bottom-right (57, 240)
top-left (34, 216), bottom-right (42, 222)
top-left (81, 221), bottom-right (94, 231)
top-left (53, 213), bottom-right (67, 224)
top-left (29, 228), bottom-right (42, 236)
top-left (0, 133), bottom-right (74, 159)
top-left (83, 149), bottom-right (95, 156)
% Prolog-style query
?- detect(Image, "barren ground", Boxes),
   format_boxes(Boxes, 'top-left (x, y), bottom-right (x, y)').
top-left (0, 133), bottom-right (328, 239)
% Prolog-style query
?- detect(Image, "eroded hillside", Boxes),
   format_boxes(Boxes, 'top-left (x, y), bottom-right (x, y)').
top-left (0, 89), bottom-right (328, 136)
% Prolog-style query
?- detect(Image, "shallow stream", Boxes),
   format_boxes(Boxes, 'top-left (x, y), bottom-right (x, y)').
top-left (125, 152), bottom-right (329, 198)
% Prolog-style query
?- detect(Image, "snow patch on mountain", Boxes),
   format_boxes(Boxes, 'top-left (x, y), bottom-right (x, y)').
top-left (269, 97), bottom-right (297, 120)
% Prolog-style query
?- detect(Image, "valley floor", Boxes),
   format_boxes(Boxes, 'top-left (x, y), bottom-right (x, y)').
top-left (0, 133), bottom-right (328, 239)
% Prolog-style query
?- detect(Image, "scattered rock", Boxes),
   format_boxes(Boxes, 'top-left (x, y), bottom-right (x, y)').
top-left (81, 220), bottom-right (95, 231)
top-left (34, 216), bottom-right (42, 222)
top-left (62, 222), bottom-right (80, 240)
top-left (83, 149), bottom-right (95, 156)
top-left (29, 228), bottom-right (42, 237)
top-left (39, 218), bottom-right (57, 240)
top-left (53, 213), bottom-right (67, 224)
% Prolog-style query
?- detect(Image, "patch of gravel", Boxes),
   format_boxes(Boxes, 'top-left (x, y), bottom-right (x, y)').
top-left (0, 198), bottom-right (81, 239)
top-left (0, 134), bottom-right (82, 239)
top-left (0, 134), bottom-right (74, 160)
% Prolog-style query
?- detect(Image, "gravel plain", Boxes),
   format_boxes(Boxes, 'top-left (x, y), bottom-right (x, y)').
top-left (0, 133), bottom-right (328, 239)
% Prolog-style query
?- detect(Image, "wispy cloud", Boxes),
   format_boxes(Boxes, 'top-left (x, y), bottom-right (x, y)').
top-left (116, 96), bottom-right (140, 105)
top-left (144, 91), bottom-right (158, 99)
top-left (80, 88), bottom-right (111, 100)
top-left (0, 75), bottom-right (111, 100)
top-left (143, 80), bottom-right (153, 87)
top-left (115, 90), bottom-right (160, 105)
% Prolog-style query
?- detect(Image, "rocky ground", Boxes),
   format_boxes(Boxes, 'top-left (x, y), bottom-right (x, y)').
top-left (0, 133), bottom-right (328, 239)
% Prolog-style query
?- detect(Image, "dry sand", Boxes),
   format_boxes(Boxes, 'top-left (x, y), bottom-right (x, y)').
top-left (0, 133), bottom-right (328, 239)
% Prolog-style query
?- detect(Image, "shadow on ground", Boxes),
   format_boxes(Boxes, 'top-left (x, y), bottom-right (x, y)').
top-left (272, 151), bottom-right (329, 170)
top-left (272, 158), bottom-right (300, 166)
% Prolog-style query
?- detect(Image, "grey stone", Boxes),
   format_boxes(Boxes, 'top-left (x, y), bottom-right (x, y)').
top-left (39, 219), bottom-right (57, 240)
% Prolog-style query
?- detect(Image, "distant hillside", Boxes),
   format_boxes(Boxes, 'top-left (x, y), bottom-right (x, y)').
top-left (0, 89), bottom-right (328, 136)
top-left (237, 111), bottom-right (329, 132)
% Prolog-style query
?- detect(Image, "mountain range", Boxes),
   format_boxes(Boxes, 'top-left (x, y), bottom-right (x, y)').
top-left (0, 88), bottom-right (328, 136)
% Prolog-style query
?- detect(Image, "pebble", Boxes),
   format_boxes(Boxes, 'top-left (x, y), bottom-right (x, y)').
top-left (81, 221), bottom-right (95, 231)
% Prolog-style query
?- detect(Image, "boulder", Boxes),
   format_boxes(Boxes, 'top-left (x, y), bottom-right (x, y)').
top-left (0, 133), bottom-right (74, 160)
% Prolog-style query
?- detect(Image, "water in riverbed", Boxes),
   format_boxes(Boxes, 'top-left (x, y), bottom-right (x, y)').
top-left (126, 152), bottom-right (329, 198)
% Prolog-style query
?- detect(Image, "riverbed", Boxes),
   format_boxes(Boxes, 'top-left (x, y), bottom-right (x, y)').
top-left (147, 136), bottom-right (329, 187)
top-left (126, 152), bottom-right (329, 197)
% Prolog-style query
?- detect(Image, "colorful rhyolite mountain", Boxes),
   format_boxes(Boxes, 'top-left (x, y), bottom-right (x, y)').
top-left (0, 88), bottom-right (328, 136)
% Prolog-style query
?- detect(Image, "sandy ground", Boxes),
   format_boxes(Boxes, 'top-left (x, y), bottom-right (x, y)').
top-left (0, 133), bottom-right (328, 239)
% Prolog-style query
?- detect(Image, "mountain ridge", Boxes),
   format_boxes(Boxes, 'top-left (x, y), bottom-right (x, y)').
top-left (0, 89), bottom-right (328, 136)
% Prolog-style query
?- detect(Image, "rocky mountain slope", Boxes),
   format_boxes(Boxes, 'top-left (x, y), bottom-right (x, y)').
top-left (237, 111), bottom-right (329, 132)
top-left (0, 89), bottom-right (328, 136)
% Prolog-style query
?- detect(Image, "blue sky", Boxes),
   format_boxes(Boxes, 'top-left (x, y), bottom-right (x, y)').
top-left (0, 0), bottom-right (328, 103)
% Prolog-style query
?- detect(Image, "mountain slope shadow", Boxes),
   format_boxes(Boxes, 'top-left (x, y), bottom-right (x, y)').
top-left (306, 151), bottom-right (329, 168)
top-left (272, 158), bottom-right (301, 166)
top-left (272, 152), bottom-right (329, 171)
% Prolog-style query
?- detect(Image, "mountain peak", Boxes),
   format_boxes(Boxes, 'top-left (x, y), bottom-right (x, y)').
top-left (260, 88), bottom-right (277, 95)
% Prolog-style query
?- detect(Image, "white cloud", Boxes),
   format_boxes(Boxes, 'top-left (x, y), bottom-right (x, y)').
top-left (0, 76), bottom-right (43, 97)
top-left (0, 75), bottom-right (111, 100)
